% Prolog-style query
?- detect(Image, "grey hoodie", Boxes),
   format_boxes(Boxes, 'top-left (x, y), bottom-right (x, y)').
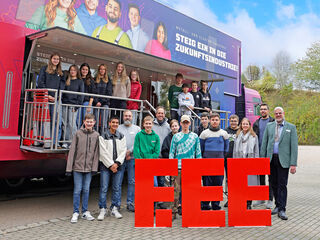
top-left (66, 126), bottom-right (100, 173)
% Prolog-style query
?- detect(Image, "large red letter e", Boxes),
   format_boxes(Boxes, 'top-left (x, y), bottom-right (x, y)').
top-left (182, 158), bottom-right (225, 227)
top-left (135, 158), bottom-right (177, 227)
top-left (228, 158), bottom-right (271, 226)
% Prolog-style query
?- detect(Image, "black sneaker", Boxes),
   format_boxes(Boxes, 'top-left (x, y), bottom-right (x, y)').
top-left (178, 206), bottom-right (182, 216)
top-left (157, 203), bottom-right (167, 209)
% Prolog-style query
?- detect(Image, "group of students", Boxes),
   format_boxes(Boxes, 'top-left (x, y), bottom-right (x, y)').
top-left (168, 73), bottom-right (212, 120)
top-left (65, 103), bottom-right (264, 223)
top-left (35, 52), bottom-right (142, 148)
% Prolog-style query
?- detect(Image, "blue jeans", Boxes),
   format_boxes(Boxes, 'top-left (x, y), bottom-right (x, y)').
top-left (61, 106), bottom-right (78, 144)
top-left (119, 158), bottom-right (135, 204)
top-left (94, 105), bottom-right (109, 135)
top-left (98, 166), bottom-right (123, 209)
top-left (77, 101), bottom-right (93, 128)
top-left (73, 172), bottom-right (92, 213)
top-left (49, 104), bottom-right (62, 145)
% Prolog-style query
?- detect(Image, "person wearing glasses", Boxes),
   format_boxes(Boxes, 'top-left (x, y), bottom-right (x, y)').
top-left (253, 103), bottom-right (275, 209)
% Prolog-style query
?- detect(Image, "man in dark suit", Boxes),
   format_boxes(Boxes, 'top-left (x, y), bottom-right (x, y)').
top-left (261, 107), bottom-right (298, 220)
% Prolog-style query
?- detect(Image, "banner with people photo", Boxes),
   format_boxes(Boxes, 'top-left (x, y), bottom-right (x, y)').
top-left (1, 0), bottom-right (241, 95)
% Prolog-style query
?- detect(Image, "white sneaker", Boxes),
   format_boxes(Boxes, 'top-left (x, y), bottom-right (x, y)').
top-left (82, 211), bottom-right (95, 221)
top-left (71, 212), bottom-right (79, 223)
top-left (62, 144), bottom-right (69, 149)
top-left (111, 206), bottom-right (122, 219)
top-left (97, 208), bottom-right (107, 221)
top-left (266, 200), bottom-right (273, 209)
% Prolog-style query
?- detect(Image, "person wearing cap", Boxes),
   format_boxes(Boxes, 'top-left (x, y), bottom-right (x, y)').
top-left (178, 83), bottom-right (194, 116)
top-left (169, 115), bottom-right (202, 220)
top-left (199, 112), bottom-right (229, 210)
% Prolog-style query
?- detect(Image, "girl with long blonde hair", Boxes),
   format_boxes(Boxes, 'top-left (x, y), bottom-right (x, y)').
top-left (94, 64), bottom-right (112, 134)
top-left (110, 62), bottom-right (131, 115)
top-left (25, 0), bottom-right (86, 34)
top-left (233, 117), bottom-right (259, 209)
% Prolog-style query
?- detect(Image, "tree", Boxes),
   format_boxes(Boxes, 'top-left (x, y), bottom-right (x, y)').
top-left (293, 41), bottom-right (320, 90)
top-left (243, 65), bottom-right (261, 83)
top-left (271, 50), bottom-right (292, 88)
top-left (260, 70), bottom-right (276, 91)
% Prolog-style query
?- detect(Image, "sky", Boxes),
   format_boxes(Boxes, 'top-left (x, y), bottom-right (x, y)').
top-left (156, 0), bottom-right (320, 70)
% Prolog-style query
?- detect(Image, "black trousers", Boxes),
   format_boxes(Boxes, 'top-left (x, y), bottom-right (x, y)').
top-left (270, 154), bottom-right (289, 212)
top-left (170, 110), bottom-right (179, 121)
top-left (259, 175), bottom-right (274, 201)
top-left (201, 175), bottom-right (224, 210)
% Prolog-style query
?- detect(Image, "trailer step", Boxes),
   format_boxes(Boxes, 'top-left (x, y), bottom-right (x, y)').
top-left (20, 145), bottom-right (68, 153)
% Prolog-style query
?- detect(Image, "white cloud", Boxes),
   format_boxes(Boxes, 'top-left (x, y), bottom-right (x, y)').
top-left (156, 0), bottom-right (320, 70)
top-left (276, 2), bottom-right (296, 20)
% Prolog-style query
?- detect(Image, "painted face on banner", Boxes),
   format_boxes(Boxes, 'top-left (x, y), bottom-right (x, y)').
top-left (106, 0), bottom-right (121, 23)
top-left (157, 25), bottom-right (165, 44)
top-left (85, 0), bottom-right (99, 11)
top-left (129, 7), bottom-right (140, 27)
top-left (58, 0), bottom-right (73, 9)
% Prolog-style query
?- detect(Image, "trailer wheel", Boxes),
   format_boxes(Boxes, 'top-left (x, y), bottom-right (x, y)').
top-left (4, 178), bottom-right (26, 188)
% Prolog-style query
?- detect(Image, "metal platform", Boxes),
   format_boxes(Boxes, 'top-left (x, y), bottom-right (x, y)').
top-left (20, 145), bottom-right (68, 154)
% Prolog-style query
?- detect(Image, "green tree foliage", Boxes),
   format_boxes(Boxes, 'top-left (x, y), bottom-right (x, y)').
top-left (243, 65), bottom-right (261, 83)
top-left (159, 80), bottom-right (170, 116)
top-left (293, 41), bottom-right (320, 90)
top-left (260, 89), bottom-right (320, 145)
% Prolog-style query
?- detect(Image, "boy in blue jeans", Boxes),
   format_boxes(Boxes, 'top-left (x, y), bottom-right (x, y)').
top-left (66, 113), bottom-right (100, 223)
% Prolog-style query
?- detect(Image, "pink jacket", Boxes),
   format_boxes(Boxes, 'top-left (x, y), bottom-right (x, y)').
top-left (145, 39), bottom-right (171, 60)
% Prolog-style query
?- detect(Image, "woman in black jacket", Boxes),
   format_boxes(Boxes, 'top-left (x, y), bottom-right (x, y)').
top-left (37, 52), bottom-right (65, 147)
top-left (94, 64), bottom-right (112, 134)
top-left (161, 119), bottom-right (180, 158)
top-left (61, 64), bottom-right (84, 148)
top-left (78, 63), bottom-right (96, 126)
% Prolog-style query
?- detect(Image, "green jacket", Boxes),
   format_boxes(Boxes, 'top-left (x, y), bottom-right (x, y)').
top-left (133, 129), bottom-right (160, 159)
top-left (261, 121), bottom-right (298, 168)
top-left (168, 85), bottom-right (182, 109)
